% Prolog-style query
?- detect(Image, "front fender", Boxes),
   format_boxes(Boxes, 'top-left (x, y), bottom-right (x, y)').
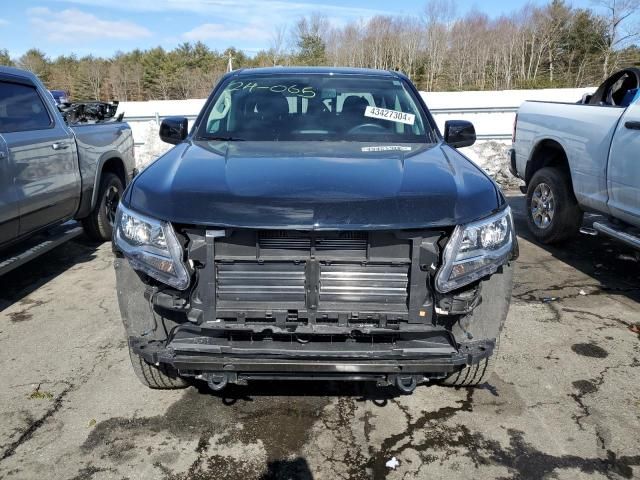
top-left (75, 150), bottom-right (126, 219)
top-left (449, 263), bottom-right (514, 344)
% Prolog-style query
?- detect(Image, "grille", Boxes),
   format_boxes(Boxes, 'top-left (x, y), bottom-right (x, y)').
top-left (258, 231), bottom-right (311, 250)
top-left (320, 264), bottom-right (409, 304)
top-left (316, 233), bottom-right (367, 252)
top-left (258, 231), bottom-right (367, 254)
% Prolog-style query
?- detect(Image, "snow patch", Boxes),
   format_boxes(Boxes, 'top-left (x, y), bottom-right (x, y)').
top-left (135, 121), bottom-right (172, 170)
top-left (461, 141), bottom-right (521, 189)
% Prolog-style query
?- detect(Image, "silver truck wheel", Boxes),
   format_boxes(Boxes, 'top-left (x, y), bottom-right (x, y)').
top-left (526, 167), bottom-right (583, 244)
top-left (82, 172), bottom-right (123, 242)
top-left (530, 182), bottom-right (555, 229)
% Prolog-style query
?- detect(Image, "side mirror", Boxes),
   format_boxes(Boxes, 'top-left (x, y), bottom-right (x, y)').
top-left (444, 120), bottom-right (476, 148)
top-left (160, 116), bottom-right (188, 145)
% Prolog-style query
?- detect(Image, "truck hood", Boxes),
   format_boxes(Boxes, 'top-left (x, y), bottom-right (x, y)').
top-left (127, 140), bottom-right (500, 229)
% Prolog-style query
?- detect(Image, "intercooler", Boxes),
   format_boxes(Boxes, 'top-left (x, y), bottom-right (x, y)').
top-left (209, 229), bottom-right (433, 325)
top-left (216, 262), bottom-right (409, 305)
top-left (319, 264), bottom-right (409, 304)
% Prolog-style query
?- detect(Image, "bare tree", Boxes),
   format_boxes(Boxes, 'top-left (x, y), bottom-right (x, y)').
top-left (595, 0), bottom-right (640, 76)
top-left (269, 24), bottom-right (288, 66)
top-left (84, 57), bottom-right (105, 100)
top-left (422, 0), bottom-right (455, 90)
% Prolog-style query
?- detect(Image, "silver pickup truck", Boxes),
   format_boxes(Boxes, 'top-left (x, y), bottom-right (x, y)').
top-left (511, 68), bottom-right (640, 248)
top-left (0, 66), bottom-right (135, 272)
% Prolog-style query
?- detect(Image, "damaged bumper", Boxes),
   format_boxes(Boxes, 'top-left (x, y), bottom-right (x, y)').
top-left (115, 222), bottom-right (512, 390)
top-left (129, 327), bottom-right (495, 386)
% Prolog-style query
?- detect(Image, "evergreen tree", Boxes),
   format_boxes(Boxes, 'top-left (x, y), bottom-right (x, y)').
top-left (0, 49), bottom-right (13, 66)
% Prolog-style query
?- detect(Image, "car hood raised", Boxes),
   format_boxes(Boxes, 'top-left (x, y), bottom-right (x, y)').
top-left (127, 140), bottom-right (500, 229)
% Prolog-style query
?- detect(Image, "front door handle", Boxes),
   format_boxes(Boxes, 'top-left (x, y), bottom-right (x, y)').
top-left (52, 142), bottom-right (69, 150)
top-left (625, 121), bottom-right (640, 130)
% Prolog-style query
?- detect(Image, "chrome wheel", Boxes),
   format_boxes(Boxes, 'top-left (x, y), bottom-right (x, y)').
top-left (531, 182), bottom-right (555, 229)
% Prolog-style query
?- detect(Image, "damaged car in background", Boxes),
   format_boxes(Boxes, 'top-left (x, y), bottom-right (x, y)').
top-left (59, 99), bottom-right (122, 125)
top-left (114, 67), bottom-right (517, 393)
top-left (49, 89), bottom-right (123, 124)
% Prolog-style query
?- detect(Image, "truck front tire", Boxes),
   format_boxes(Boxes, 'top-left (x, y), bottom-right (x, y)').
top-left (526, 167), bottom-right (583, 244)
top-left (441, 263), bottom-right (513, 387)
top-left (441, 337), bottom-right (499, 387)
top-left (128, 346), bottom-right (188, 389)
top-left (82, 172), bottom-right (123, 242)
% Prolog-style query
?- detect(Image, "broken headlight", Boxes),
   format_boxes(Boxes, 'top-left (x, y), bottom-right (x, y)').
top-left (435, 207), bottom-right (514, 293)
top-left (113, 204), bottom-right (190, 290)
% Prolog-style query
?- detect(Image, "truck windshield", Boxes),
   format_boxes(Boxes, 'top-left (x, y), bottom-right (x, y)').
top-left (197, 74), bottom-right (434, 143)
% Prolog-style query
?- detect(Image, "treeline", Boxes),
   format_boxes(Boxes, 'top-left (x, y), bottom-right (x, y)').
top-left (0, 0), bottom-right (638, 101)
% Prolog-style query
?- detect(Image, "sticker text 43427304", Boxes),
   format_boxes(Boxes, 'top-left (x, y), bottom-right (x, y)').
top-left (364, 106), bottom-right (415, 125)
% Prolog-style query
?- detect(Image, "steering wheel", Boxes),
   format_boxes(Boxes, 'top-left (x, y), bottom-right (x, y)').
top-left (347, 123), bottom-right (387, 134)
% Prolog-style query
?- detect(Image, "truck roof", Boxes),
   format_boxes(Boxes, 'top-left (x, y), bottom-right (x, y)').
top-left (0, 65), bottom-right (40, 82)
top-left (233, 66), bottom-right (401, 78)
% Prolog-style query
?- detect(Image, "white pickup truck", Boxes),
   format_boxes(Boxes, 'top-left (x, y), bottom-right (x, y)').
top-left (511, 68), bottom-right (640, 248)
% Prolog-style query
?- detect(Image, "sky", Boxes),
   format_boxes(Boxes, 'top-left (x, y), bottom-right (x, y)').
top-left (0, 0), bottom-right (609, 59)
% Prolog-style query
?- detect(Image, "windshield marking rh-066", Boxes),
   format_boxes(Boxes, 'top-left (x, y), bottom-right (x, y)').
top-left (226, 81), bottom-right (317, 98)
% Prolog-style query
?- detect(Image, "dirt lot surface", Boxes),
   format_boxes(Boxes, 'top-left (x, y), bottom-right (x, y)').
top-left (1, 193), bottom-right (639, 480)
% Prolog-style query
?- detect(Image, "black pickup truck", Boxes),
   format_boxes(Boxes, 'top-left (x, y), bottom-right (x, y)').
top-left (113, 67), bottom-right (517, 393)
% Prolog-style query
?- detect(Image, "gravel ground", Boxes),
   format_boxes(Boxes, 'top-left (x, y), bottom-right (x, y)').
top-left (0, 193), bottom-right (639, 480)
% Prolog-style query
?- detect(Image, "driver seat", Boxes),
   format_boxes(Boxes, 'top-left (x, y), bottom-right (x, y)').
top-left (340, 96), bottom-right (370, 132)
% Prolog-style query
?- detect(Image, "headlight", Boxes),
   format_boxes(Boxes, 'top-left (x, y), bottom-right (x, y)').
top-left (114, 204), bottom-right (190, 290)
top-left (435, 207), bottom-right (515, 293)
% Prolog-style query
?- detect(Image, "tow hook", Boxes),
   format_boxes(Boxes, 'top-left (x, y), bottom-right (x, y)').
top-left (393, 375), bottom-right (419, 393)
top-left (205, 372), bottom-right (229, 391)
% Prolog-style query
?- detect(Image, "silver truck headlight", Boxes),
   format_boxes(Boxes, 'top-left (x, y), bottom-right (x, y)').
top-left (114, 204), bottom-right (190, 290)
top-left (436, 207), bottom-right (514, 293)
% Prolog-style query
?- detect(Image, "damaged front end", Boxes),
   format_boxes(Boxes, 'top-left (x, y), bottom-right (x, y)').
top-left (60, 101), bottom-right (121, 124)
top-left (114, 205), bottom-right (516, 391)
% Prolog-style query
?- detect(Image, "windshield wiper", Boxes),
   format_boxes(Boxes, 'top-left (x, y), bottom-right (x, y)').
top-left (205, 136), bottom-right (246, 141)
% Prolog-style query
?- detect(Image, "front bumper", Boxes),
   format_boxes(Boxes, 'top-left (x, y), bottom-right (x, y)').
top-left (130, 328), bottom-right (495, 384)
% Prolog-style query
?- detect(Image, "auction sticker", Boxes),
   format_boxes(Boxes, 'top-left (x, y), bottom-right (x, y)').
top-left (364, 106), bottom-right (415, 125)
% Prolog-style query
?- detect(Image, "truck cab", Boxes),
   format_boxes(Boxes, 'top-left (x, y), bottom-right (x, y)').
top-left (0, 70), bottom-right (81, 246)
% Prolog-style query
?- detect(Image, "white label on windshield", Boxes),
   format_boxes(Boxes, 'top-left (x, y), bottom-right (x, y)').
top-left (364, 106), bottom-right (415, 125)
top-left (361, 145), bottom-right (412, 152)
